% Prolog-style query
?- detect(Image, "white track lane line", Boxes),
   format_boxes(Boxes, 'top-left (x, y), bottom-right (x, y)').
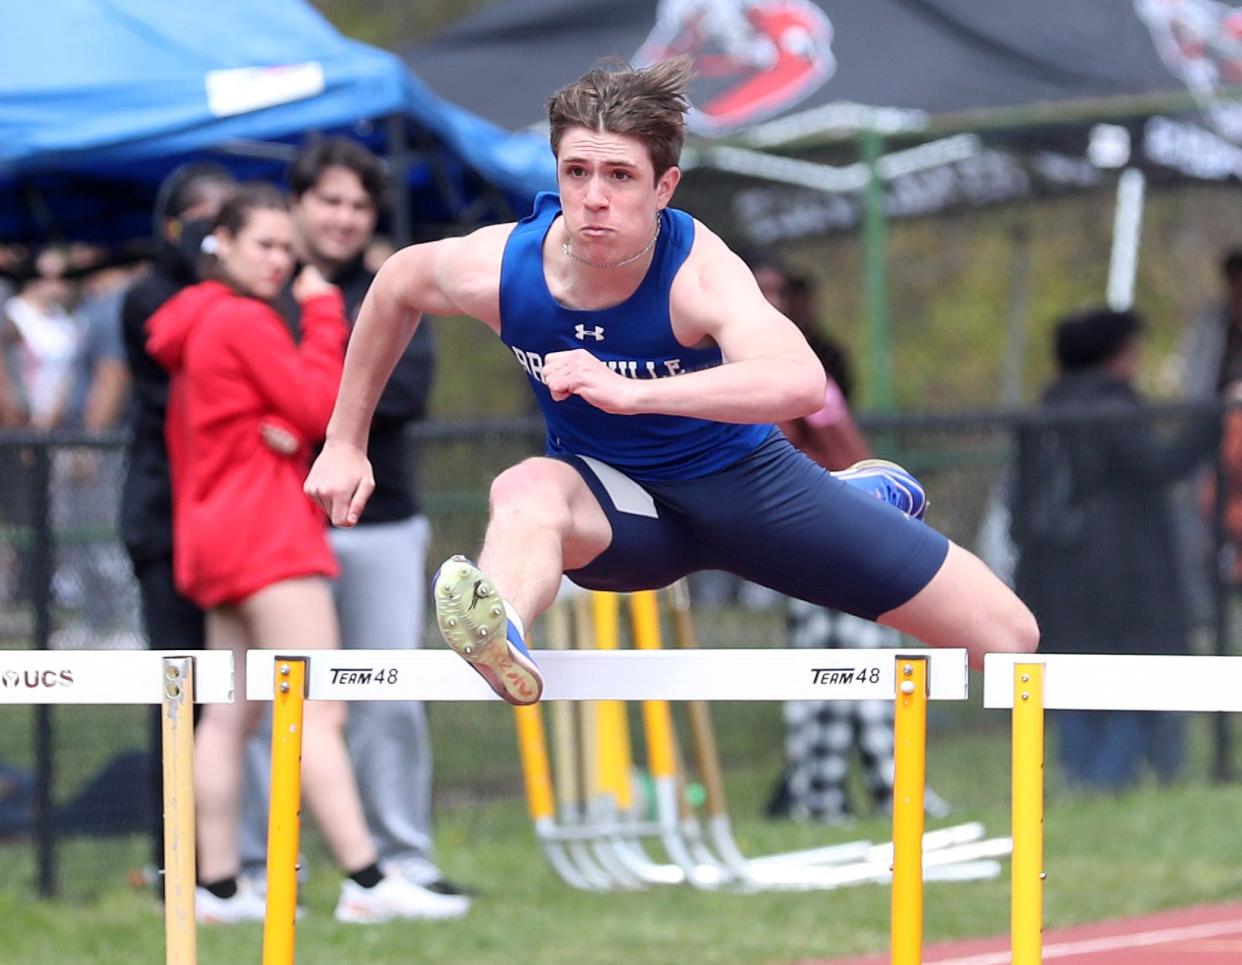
top-left (926, 915), bottom-right (1242, 964)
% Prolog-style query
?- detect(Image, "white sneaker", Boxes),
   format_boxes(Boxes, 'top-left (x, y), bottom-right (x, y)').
top-left (334, 875), bottom-right (470, 923)
top-left (195, 881), bottom-right (267, 924)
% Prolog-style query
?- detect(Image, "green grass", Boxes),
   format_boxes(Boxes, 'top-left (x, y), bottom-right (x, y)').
top-left (1, 702), bottom-right (1241, 964)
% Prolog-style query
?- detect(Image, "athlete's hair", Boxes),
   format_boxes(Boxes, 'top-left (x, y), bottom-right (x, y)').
top-left (288, 136), bottom-right (387, 210)
top-left (547, 56), bottom-right (694, 179)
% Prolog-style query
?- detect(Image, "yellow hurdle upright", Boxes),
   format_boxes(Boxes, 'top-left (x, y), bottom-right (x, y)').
top-left (514, 701), bottom-right (556, 825)
top-left (628, 591), bottom-right (677, 784)
top-left (891, 655), bottom-right (928, 965)
top-left (1011, 663), bottom-right (1045, 965)
top-left (264, 657), bottom-right (307, 965)
top-left (590, 592), bottom-right (636, 809)
top-left (161, 656), bottom-right (197, 965)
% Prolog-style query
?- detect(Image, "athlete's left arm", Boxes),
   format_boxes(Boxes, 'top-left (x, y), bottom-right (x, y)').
top-left (541, 227), bottom-right (826, 422)
top-left (639, 229), bottom-right (826, 422)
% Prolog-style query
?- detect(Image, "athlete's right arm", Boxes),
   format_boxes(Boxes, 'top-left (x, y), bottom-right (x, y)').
top-left (305, 224), bottom-right (510, 526)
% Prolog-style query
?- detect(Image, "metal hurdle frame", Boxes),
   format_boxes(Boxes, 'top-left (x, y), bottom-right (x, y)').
top-left (660, 582), bottom-right (1009, 892)
top-left (984, 652), bottom-right (1242, 965)
top-left (522, 584), bottom-right (1002, 895)
top-left (518, 588), bottom-right (731, 892)
top-left (0, 649), bottom-right (234, 965)
top-left (248, 646), bottom-right (969, 965)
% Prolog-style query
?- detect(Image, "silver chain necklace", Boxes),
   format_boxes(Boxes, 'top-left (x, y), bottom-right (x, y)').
top-left (561, 218), bottom-right (661, 270)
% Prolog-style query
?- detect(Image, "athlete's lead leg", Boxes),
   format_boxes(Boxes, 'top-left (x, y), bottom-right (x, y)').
top-left (433, 457), bottom-right (611, 705)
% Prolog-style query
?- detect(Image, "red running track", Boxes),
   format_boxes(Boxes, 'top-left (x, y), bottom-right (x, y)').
top-left (808, 901), bottom-right (1242, 964)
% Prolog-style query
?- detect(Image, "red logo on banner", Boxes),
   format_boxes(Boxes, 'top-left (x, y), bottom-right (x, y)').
top-left (1138, 0), bottom-right (1242, 140)
top-left (634, 0), bottom-right (836, 135)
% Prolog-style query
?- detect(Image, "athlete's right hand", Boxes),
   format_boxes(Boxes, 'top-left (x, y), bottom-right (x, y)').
top-left (304, 439), bottom-right (375, 527)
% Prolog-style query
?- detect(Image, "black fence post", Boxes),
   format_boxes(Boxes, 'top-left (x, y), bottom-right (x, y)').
top-left (28, 442), bottom-right (56, 896)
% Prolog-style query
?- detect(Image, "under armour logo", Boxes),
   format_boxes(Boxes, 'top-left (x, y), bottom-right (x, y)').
top-left (574, 324), bottom-right (605, 341)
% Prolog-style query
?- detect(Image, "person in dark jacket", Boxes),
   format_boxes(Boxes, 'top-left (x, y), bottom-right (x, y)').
top-left (120, 162), bottom-right (236, 881)
top-left (121, 164), bottom-right (237, 584)
top-left (1012, 307), bottom-right (1218, 791)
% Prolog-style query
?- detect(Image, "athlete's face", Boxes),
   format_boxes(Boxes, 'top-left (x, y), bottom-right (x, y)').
top-left (556, 126), bottom-right (680, 263)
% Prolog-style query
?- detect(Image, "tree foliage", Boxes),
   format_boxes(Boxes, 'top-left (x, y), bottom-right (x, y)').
top-left (311, 0), bottom-right (497, 47)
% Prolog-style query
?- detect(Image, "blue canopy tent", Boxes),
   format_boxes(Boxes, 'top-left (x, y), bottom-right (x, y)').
top-left (0, 0), bottom-right (555, 245)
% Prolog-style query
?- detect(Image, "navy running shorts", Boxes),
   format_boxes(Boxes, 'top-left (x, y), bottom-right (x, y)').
top-left (557, 429), bottom-right (949, 621)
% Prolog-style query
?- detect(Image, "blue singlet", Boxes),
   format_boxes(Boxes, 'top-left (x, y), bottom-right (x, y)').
top-left (498, 192), bottom-right (770, 481)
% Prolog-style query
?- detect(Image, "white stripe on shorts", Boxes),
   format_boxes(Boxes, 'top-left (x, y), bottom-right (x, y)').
top-left (577, 454), bottom-right (659, 519)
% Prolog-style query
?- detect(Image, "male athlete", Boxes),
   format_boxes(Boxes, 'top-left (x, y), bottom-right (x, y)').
top-left (305, 58), bottom-right (1039, 705)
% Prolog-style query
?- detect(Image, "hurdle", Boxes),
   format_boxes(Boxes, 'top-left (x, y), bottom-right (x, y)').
top-left (248, 646), bottom-right (969, 965)
top-left (0, 649), bottom-right (234, 965)
top-left (660, 581), bottom-right (1008, 892)
top-left (514, 587), bottom-right (1002, 894)
top-left (984, 652), bottom-right (1242, 965)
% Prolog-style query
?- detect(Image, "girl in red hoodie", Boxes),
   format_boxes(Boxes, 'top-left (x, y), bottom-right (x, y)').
top-left (148, 184), bottom-right (433, 923)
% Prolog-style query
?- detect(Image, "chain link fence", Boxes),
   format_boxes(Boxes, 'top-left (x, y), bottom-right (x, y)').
top-left (0, 405), bottom-right (1233, 898)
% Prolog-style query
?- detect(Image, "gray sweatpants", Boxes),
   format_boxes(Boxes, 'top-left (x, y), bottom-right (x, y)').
top-left (239, 515), bottom-right (438, 881)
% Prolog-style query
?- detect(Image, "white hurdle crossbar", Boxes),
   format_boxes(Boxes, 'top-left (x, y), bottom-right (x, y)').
top-left (248, 647), bottom-right (968, 965)
top-left (984, 652), bottom-right (1242, 965)
top-left (0, 649), bottom-right (234, 965)
top-left (245, 648), bottom-right (970, 702)
top-left (985, 652), bottom-right (1242, 711)
top-left (0, 649), bottom-right (234, 705)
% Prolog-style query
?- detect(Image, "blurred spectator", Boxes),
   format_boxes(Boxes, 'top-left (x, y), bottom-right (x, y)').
top-left (761, 266), bottom-right (948, 822)
top-left (121, 162), bottom-right (237, 631)
top-left (0, 245), bottom-right (21, 300)
top-left (1012, 307), bottom-right (1217, 791)
top-left (1210, 380), bottom-right (1242, 586)
top-left (1183, 247), bottom-right (1242, 399)
top-left (234, 137), bottom-right (464, 914)
top-left (1174, 247), bottom-right (1242, 628)
top-left (0, 336), bottom-right (19, 427)
top-left (69, 254), bottom-right (140, 433)
top-left (148, 183), bottom-right (451, 923)
top-left (120, 162), bottom-right (237, 880)
top-left (50, 249), bottom-right (145, 642)
top-left (0, 249), bottom-right (81, 620)
top-left (785, 272), bottom-right (854, 403)
top-left (0, 246), bottom-right (26, 426)
top-left (3, 247), bottom-right (79, 429)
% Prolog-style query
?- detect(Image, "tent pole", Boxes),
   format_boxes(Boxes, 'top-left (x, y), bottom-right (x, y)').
top-left (859, 129), bottom-right (893, 411)
top-left (1106, 167), bottom-right (1145, 311)
top-left (386, 114), bottom-right (413, 247)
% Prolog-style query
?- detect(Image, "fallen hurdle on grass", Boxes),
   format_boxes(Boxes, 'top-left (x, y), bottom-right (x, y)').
top-left (248, 646), bottom-right (970, 965)
top-left (0, 649), bottom-right (234, 965)
top-left (523, 586), bottom-right (1006, 894)
top-left (984, 652), bottom-right (1242, 965)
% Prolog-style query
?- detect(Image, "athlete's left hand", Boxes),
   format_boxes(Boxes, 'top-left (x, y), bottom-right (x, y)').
top-left (544, 349), bottom-right (637, 413)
